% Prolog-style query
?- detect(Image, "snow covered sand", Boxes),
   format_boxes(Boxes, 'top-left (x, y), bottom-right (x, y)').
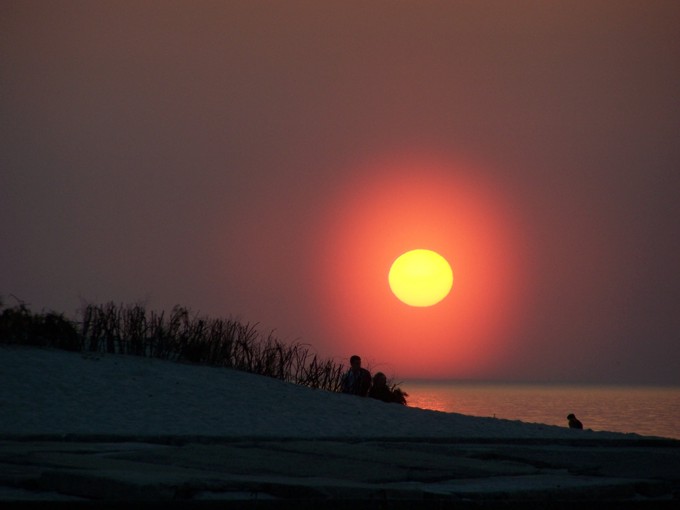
top-left (0, 346), bottom-right (650, 439)
top-left (1, 346), bottom-right (679, 505)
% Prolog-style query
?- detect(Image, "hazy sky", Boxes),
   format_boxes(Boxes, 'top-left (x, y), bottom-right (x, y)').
top-left (2, 1), bottom-right (679, 384)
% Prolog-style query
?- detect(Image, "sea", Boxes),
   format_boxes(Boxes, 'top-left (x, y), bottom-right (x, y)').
top-left (403, 381), bottom-right (680, 440)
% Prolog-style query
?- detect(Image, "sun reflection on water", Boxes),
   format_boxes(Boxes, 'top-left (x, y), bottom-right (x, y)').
top-left (404, 381), bottom-right (680, 439)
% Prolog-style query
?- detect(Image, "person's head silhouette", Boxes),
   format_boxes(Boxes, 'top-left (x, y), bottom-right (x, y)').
top-left (567, 413), bottom-right (583, 429)
top-left (349, 355), bottom-right (362, 371)
top-left (372, 372), bottom-right (387, 388)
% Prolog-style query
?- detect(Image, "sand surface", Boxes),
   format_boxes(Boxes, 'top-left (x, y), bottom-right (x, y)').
top-left (1, 346), bottom-right (678, 506)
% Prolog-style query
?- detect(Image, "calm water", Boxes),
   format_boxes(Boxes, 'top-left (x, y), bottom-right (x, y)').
top-left (403, 381), bottom-right (680, 440)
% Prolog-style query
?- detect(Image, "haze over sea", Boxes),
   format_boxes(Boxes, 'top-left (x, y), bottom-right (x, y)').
top-left (405, 381), bottom-right (680, 440)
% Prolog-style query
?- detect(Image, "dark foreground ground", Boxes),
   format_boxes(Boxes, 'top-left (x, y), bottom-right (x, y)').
top-left (1, 435), bottom-right (678, 509)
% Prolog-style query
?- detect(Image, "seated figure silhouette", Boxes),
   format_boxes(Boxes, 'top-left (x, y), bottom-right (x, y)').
top-left (567, 413), bottom-right (583, 429)
top-left (368, 372), bottom-right (407, 405)
top-left (341, 355), bottom-right (372, 396)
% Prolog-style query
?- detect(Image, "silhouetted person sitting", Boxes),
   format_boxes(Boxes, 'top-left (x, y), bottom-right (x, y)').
top-left (341, 355), bottom-right (372, 396)
top-left (567, 413), bottom-right (583, 429)
top-left (368, 372), bottom-right (407, 405)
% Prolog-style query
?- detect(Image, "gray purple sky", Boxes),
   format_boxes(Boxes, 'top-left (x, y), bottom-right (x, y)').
top-left (2, 1), bottom-right (679, 384)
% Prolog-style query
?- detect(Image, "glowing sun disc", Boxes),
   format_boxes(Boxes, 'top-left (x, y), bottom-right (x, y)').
top-left (388, 249), bottom-right (453, 307)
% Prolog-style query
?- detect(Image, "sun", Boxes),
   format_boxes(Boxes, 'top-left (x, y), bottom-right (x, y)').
top-left (388, 249), bottom-right (454, 307)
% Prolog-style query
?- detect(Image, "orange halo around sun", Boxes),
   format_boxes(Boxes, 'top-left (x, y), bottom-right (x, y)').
top-left (312, 153), bottom-right (529, 378)
top-left (388, 249), bottom-right (453, 307)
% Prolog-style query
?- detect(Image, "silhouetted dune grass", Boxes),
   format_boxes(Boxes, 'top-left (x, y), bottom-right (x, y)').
top-left (1, 299), bottom-right (399, 396)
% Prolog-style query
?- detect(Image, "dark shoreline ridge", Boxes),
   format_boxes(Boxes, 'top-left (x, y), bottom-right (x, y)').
top-left (1, 433), bottom-right (678, 447)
